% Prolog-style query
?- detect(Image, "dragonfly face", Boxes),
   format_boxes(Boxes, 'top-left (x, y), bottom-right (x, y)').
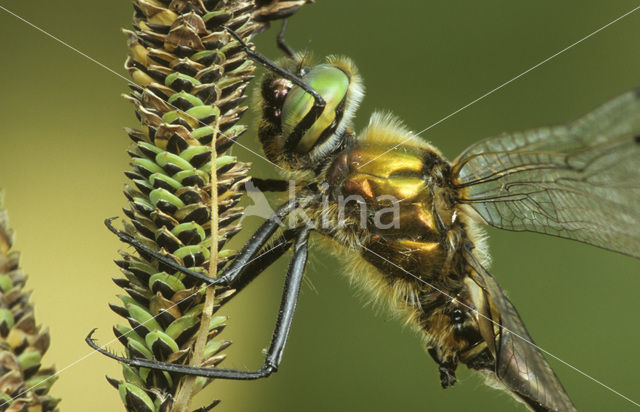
top-left (257, 54), bottom-right (364, 170)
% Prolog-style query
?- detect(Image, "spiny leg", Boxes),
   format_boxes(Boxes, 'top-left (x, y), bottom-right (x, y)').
top-left (228, 228), bottom-right (300, 295)
top-left (105, 217), bottom-right (216, 286)
top-left (246, 177), bottom-right (290, 192)
top-left (215, 198), bottom-right (299, 286)
top-left (261, 225), bottom-right (310, 371)
top-left (86, 226), bottom-right (311, 379)
top-left (427, 348), bottom-right (458, 388)
top-left (106, 198), bottom-right (299, 287)
top-left (277, 18), bottom-right (295, 58)
top-left (192, 399), bottom-right (220, 412)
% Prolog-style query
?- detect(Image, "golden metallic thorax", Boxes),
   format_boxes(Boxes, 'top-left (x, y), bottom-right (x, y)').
top-left (298, 115), bottom-right (491, 370)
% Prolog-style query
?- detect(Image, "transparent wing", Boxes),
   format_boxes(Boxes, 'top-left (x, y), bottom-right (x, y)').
top-left (463, 246), bottom-right (576, 412)
top-left (452, 89), bottom-right (640, 258)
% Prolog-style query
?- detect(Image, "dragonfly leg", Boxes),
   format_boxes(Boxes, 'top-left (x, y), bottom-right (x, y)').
top-left (428, 348), bottom-right (458, 388)
top-left (277, 18), bottom-right (295, 58)
top-left (228, 228), bottom-right (300, 295)
top-left (246, 177), bottom-right (290, 192)
top-left (106, 198), bottom-right (299, 286)
top-left (87, 226), bottom-right (311, 379)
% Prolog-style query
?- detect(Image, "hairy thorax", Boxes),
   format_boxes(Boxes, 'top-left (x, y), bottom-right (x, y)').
top-left (323, 138), bottom-right (464, 284)
top-left (297, 133), bottom-right (491, 368)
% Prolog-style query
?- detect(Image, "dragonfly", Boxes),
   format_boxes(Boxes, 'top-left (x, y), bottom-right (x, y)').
top-left (88, 22), bottom-right (640, 412)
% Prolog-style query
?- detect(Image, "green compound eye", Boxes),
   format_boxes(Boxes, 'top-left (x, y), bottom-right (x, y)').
top-left (281, 64), bottom-right (350, 153)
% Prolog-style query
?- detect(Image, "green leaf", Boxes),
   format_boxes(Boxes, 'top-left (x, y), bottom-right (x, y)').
top-left (180, 146), bottom-right (211, 163)
top-left (209, 315), bottom-right (228, 330)
top-left (218, 249), bottom-right (235, 258)
top-left (132, 158), bottom-right (165, 175)
top-left (172, 169), bottom-right (209, 185)
top-left (155, 152), bottom-right (193, 171)
top-left (119, 295), bottom-right (138, 307)
top-left (133, 179), bottom-right (153, 191)
top-left (128, 260), bottom-right (157, 277)
top-left (171, 222), bottom-right (206, 243)
top-left (203, 339), bottom-right (228, 358)
top-left (168, 91), bottom-right (204, 108)
top-left (149, 272), bottom-right (186, 294)
top-left (145, 330), bottom-right (180, 353)
top-left (122, 364), bottom-right (148, 387)
top-left (215, 155), bottom-right (236, 169)
top-left (119, 382), bottom-right (155, 412)
top-left (0, 393), bottom-right (12, 405)
top-left (164, 72), bottom-right (200, 88)
top-left (0, 308), bottom-right (14, 333)
top-left (149, 188), bottom-right (185, 210)
top-left (165, 315), bottom-right (198, 340)
top-left (149, 173), bottom-right (182, 190)
top-left (191, 126), bottom-right (215, 141)
top-left (17, 351), bottom-right (41, 370)
top-left (191, 49), bottom-right (224, 63)
top-left (173, 244), bottom-right (210, 265)
top-left (227, 60), bottom-right (253, 75)
top-left (127, 337), bottom-right (154, 360)
top-left (25, 373), bottom-right (58, 395)
top-left (137, 141), bottom-right (164, 156)
top-left (0, 274), bottom-right (13, 292)
top-left (114, 325), bottom-right (145, 346)
top-left (125, 302), bottom-right (162, 332)
top-left (186, 105), bottom-right (219, 122)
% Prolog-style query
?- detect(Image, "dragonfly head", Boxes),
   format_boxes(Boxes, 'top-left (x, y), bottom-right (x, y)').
top-left (257, 54), bottom-right (364, 171)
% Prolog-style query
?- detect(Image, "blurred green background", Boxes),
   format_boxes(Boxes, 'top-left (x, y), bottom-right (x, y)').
top-left (1, 1), bottom-right (639, 411)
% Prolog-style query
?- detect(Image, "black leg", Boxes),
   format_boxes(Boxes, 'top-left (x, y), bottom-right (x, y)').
top-left (277, 19), bottom-right (295, 58)
top-left (215, 199), bottom-right (298, 285)
top-left (262, 225), bottom-right (309, 370)
top-left (86, 226), bottom-right (311, 379)
top-left (107, 198), bottom-right (299, 286)
top-left (229, 228), bottom-right (300, 294)
top-left (427, 348), bottom-right (458, 388)
top-left (192, 399), bottom-right (220, 412)
top-left (246, 177), bottom-right (290, 192)
top-left (224, 26), bottom-right (324, 109)
top-left (224, 25), bottom-right (326, 150)
top-left (105, 217), bottom-right (218, 286)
